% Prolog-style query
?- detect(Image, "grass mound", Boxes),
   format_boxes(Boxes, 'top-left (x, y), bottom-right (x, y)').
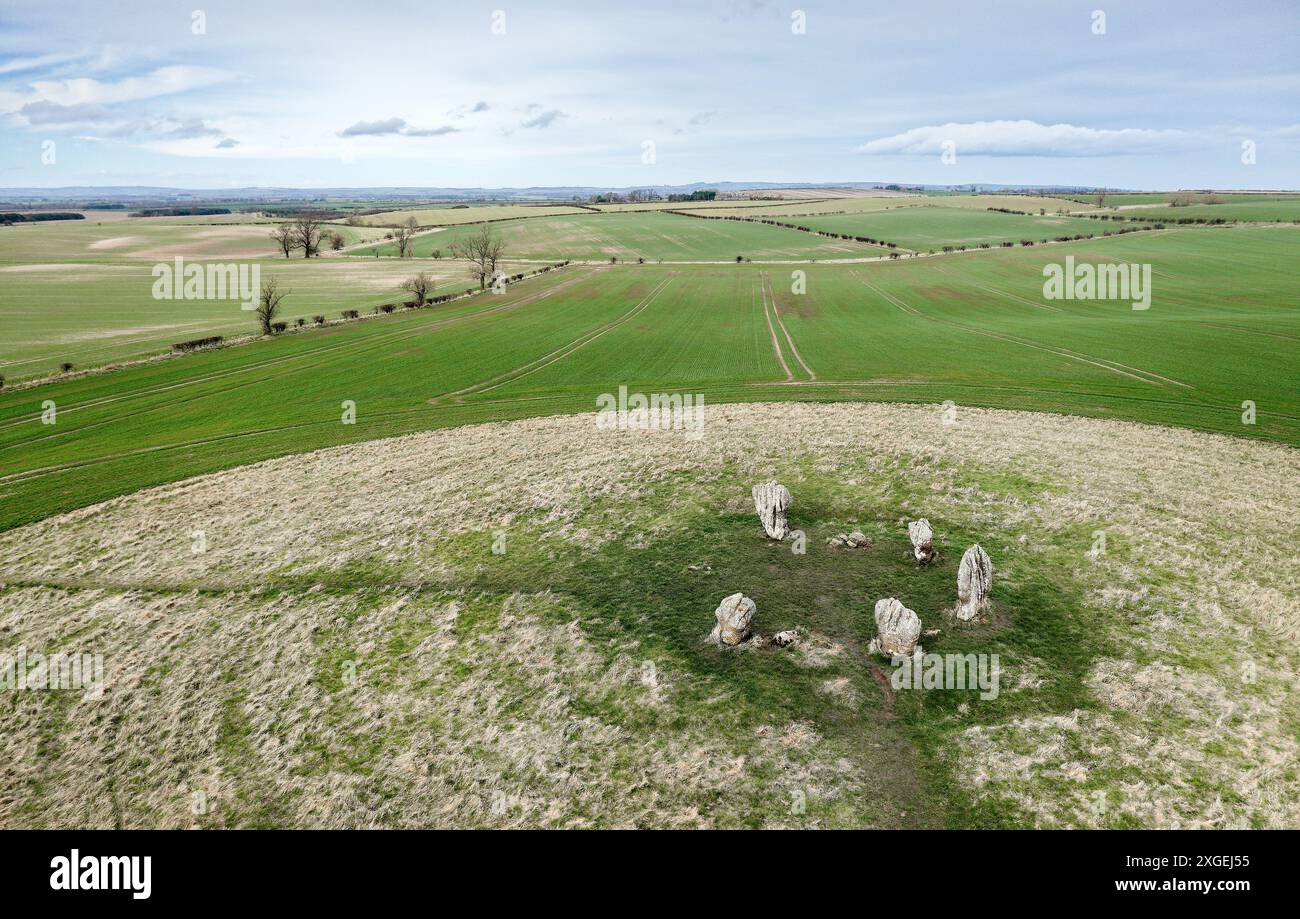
top-left (1, 402), bottom-right (1295, 828)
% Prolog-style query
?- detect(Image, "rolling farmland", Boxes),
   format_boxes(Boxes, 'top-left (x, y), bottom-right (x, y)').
top-left (2, 194), bottom-right (1298, 838)
top-left (682, 193), bottom-right (1097, 219)
top-left (355, 203), bottom-right (595, 227)
top-left (789, 207), bottom-right (1104, 250)
top-left (0, 259), bottom-right (524, 378)
top-left (2, 225), bottom-right (1295, 535)
top-left (351, 210), bottom-right (881, 261)
top-left (1062, 192), bottom-right (1300, 222)
top-left (3, 0), bottom-right (1298, 843)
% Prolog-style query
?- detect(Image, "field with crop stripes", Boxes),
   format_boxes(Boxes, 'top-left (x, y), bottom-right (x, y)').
top-left (351, 210), bottom-right (880, 261)
top-left (790, 207), bottom-right (1105, 250)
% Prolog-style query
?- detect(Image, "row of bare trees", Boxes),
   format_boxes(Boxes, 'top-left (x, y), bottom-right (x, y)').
top-left (270, 213), bottom-right (336, 258)
top-left (363, 217), bottom-right (507, 289)
top-left (257, 223), bottom-right (509, 338)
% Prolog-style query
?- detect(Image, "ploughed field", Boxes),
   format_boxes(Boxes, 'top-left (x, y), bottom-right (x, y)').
top-left (0, 225), bottom-right (1295, 535)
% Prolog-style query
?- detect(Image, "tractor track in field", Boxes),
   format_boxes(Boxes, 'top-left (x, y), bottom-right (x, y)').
top-left (0, 269), bottom-right (600, 450)
top-left (431, 274), bottom-right (677, 402)
top-left (851, 271), bottom-right (1192, 390)
top-left (449, 381), bottom-right (1300, 425)
top-left (926, 266), bottom-right (1236, 389)
top-left (0, 406), bottom-right (451, 487)
top-left (1202, 322), bottom-right (1300, 343)
top-left (3, 382), bottom-right (1297, 493)
top-left (757, 272), bottom-right (794, 381)
top-left (4, 269), bottom-right (672, 484)
top-left (761, 271), bottom-right (816, 381)
top-left (928, 264), bottom-right (1068, 315)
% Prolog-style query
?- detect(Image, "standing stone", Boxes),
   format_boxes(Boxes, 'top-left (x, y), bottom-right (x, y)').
top-left (908, 519), bottom-right (935, 564)
top-left (752, 481), bottom-right (792, 540)
top-left (956, 544), bottom-right (993, 621)
top-left (711, 592), bottom-right (756, 646)
top-left (873, 598), bottom-right (922, 657)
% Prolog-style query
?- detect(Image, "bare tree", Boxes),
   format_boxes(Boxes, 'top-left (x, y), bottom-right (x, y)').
top-left (329, 231), bottom-right (345, 251)
top-left (401, 271), bottom-right (435, 306)
top-left (256, 277), bottom-right (291, 334)
top-left (271, 224), bottom-right (298, 258)
top-left (292, 213), bottom-right (324, 258)
top-left (449, 223), bottom-right (505, 290)
top-left (393, 218), bottom-right (418, 258)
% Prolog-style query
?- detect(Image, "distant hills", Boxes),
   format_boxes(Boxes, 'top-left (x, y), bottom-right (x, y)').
top-left (0, 181), bottom-right (1127, 206)
top-left (2, 182), bottom-right (1289, 207)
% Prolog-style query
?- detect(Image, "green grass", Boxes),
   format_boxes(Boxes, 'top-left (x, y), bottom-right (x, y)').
top-left (793, 206), bottom-right (1105, 250)
top-left (0, 226), bottom-right (1295, 534)
top-left (350, 211), bottom-right (879, 261)
top-left (401, 462), bottom-right (1116, 826)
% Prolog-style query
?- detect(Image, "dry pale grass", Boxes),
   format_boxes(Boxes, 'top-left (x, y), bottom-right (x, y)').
top-left (0, 402), bottom-right (1297, 827)
top-left (0, 585), bottom-right (807, 827)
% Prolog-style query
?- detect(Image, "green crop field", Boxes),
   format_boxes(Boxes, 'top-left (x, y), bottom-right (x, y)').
top-left (2, 225), bottom-right (1295, 536)
top-left (789, 206), bottom-right (1106, 250)
top-left (686, 194), bottom-right (1096, 219)
top-left (1062, 192), bottom-right (1300, 221)
top-left (350, 210), bottom-right (881, 261)
top-left (1115, 200), bottom-right (1300, 222)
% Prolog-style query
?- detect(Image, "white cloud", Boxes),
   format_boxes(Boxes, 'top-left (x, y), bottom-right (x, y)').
top-left (857, 120), bottom-right (1196, 157)
top-left (337, 117), bottom-right (458, 138)
top-left (521, 108), bottom-right (565, 129)
top-left (16, 99), bottom-right (113, 125)
top-left (0, 51), bottom-right (86, 75)
top-left (19, 65), bottom-right (232, 109)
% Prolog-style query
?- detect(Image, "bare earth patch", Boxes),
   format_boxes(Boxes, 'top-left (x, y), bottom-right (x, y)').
top-left (87, 235), bottom-right (143, 250)
top-left (0, 402), bottom-right (1296, 827)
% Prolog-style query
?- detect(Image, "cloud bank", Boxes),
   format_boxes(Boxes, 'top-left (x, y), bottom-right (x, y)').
top-left (857, 120), bottom-right (1195, 157)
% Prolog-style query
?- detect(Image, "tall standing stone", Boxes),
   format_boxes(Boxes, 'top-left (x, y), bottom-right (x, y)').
top-left (752, 481), bottom-right (792, 540)
top-left (956, 544), bottom-right (993, 621)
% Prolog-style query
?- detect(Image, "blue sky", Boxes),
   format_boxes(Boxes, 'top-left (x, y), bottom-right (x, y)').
top-left (1, 0), bottom-right (1297, 190)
